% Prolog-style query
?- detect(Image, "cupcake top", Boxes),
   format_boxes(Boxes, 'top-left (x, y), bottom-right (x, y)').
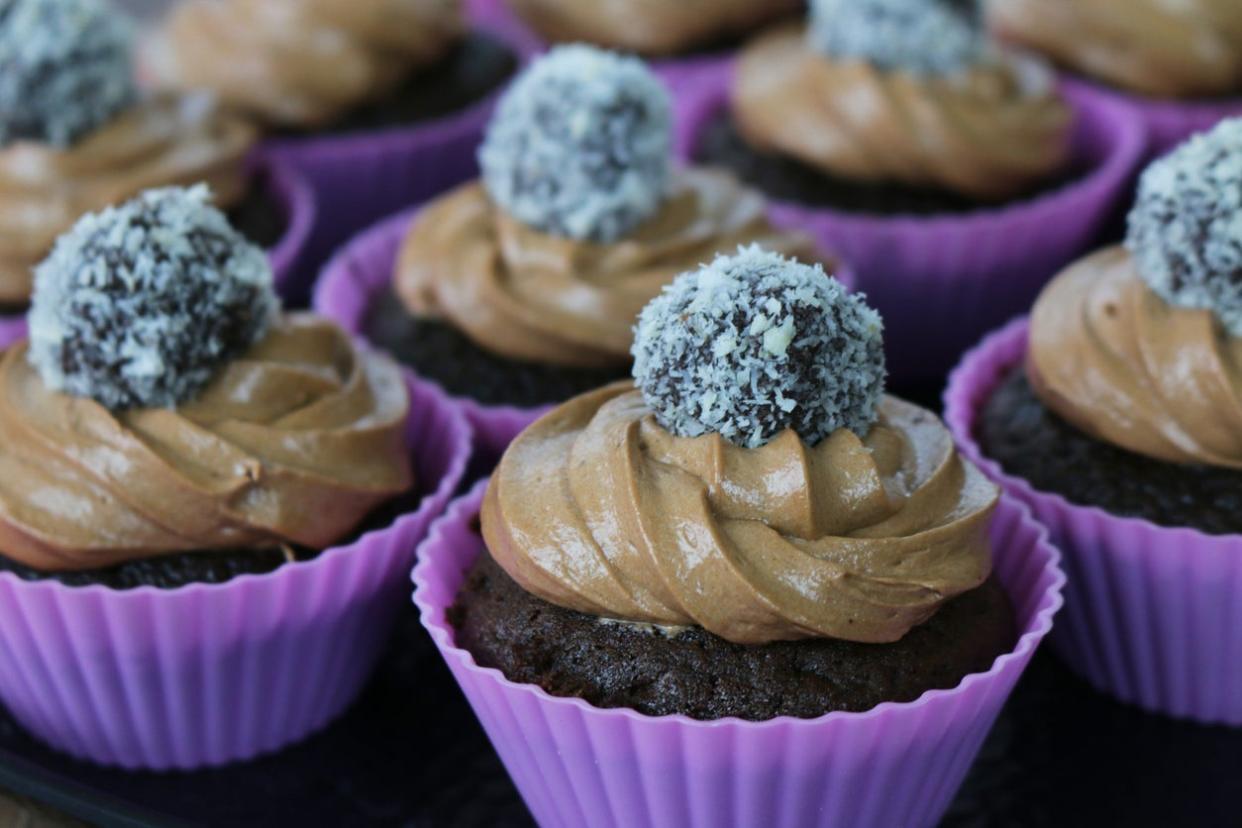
top-left (0, 0), bottom-right (134, 148)
top-left (0, 186), bottom-right (412, 572)
top-left (1028, 119), bottom-right (1242, 468)
top-left (987, 0), bottom-right (1242, 99)
top-left (732, 0), bottom-right (1072, 201)
top-left (506, 0), bottom-right (802, 57)
top-left (0, 0), bottom-right (257, 306)
top-left (482, 248), bottom-right (997, 645)
top-left (397, 46), bottom-right (821, 368)
top-left (143, 0), bottom-right (465, 128)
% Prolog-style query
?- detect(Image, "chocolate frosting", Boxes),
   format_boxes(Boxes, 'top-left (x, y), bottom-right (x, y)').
top-left (482, 383), bottom-right (997, 645)
top-left (0, 93), bottom-right (256, 304)
top-left (1028, 246), bottom-right (1242, 470)
top-left (507, 0), bottom-right (801, 56)
top-left (0, 315), bottom-right (413, 572)
top-left (988, 0), bottom-right (1242, 99)
top-left (145, 0), bottom-right (464, 127)
top-left (395, 170), bottom-right (821, 367)
top-left (732, 24), bottom-right (1072, 201)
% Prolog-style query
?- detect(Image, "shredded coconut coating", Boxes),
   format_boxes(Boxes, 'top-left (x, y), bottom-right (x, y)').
top-left (478, 44), bottom-right (672, 243)
top-left (632, 246), bottom-right (886, 449)
top-left (29, 185), bottom-right (278, 410)
top-left (808, 0), bottom-right (983, 77)
top-left (0, 0), bottom-right (135, 148)
top-left (1126, 118), bottom-right (1242, 336)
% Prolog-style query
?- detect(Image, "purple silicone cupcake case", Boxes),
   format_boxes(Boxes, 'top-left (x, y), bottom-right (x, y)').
top-left (673, 60), bottom-right (1148, 381)
top-left (945, 318), bottom-right (1242, 726)
top-left (0, 148), bottom-right (316, 352)
top-left (0, 372), bottom-right (472, 770)
top-left (413, 481), bottom-right (1065, 828)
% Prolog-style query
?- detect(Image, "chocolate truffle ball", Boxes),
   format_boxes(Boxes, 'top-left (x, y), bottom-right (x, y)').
top-left (28, 185), bottom-right (278, 410)
top-left (808, 0), bottom-right (982, 76)
top-left (478, 44), bottom-right (672, 244)
top-left (0, 0), bottom-right (135, 148)
top-left (632, 246), bottom-right (886, 449)
top-left (1127, 118), bottom-right (1242, 336)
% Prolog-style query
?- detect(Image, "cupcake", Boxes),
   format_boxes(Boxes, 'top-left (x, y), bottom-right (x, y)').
top-left (0, 186), bottom-right (471, 768)
top-left (315, 46), bottom-right (824, 453)
top-left (987, 0), bottom-right (1242, 155)
top-left (946, 118), bottom-right (1242, 724)
top-left (0, 0), bottom-right (309, 339)
top-left (680, 0), bottom-right (1145, 380)
top-left (415, 248), bottom-right (1064, 828)
top-left (143, 0), bottom-right (529, 300)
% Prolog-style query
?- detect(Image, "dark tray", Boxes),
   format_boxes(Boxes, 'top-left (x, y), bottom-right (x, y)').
top-left (1, 596), bottom-right (1240, 828)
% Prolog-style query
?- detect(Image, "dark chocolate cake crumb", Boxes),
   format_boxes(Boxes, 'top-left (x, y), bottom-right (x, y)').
top-left (979, 367), bottom-right (1242, 535)
top-left (226, 177), bottom-right (288, 251)
top-left (451, 554), bottom-right (1016, 721)
top-left (632, 246), bottom-right (884, 448)
top-left (297, 33), bottom-right (517, 138)
top-left (695, 114), bottom-right (1084, 215)
top-left (365, 285), bottom-right (630, 408)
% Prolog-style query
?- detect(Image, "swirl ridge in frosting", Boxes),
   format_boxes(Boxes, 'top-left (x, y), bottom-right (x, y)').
top-left (482, 383), bottom-right (997, 644)
top-left (395, 170), bottom-right (821, 367)
top-left (0, 315), bottom-right (413, 572)
top-left (731, 23), bottom-right (1072, 200)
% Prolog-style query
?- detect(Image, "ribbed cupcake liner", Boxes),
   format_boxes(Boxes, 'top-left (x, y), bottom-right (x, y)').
top-left (413, 480), bottom-right (1065, 828)
top-left (675, 62), bottom-right (1148, 382)
top-left (945, 318), bottom-right (1242, 725)
top-left (0, 372), bottom-right (473, 770)
top-left (0, 150), bottom-right (315, 351)
top-left (1060, 77), bottom-right (1242, 158)
top-left (262, 2), bottom-right (540, 305)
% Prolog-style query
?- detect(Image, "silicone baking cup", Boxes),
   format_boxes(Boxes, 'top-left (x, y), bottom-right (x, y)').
top-left (0, 372), bottom-right (472, 770)
top-left (414, 480), bottom-right (1065, 828)
top-left (675, 61), bottom-right (1147, 382)
top-left (0, 149), bottom-right (315, 352)
top-left (1061, 77), bottom-right (1242, 158)
top-left (945, 318), bottom-right (1242, 726)
top-left (261, 1), bottom-right (540, 304)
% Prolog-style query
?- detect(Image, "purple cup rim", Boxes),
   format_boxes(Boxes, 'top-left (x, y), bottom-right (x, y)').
top-left (413, 477), bottom-right (1066, 730)
top-left (944, 315), bottom-right (1242, 551)
top-left (1060, 74), bottom-right (1242, 116)
top-left (677, 59), bottom-right (1149, 232)
top-left (0, 368), bottom-right (473, 600)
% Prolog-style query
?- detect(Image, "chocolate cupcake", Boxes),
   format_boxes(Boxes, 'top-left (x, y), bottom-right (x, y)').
top-left (977, 119), bottom-right (1242, 532)
top-left (504, 0), bottom-right (802, 58)
top-left (0, 0), bottom-right (262, 311)
top-left (986, 0), bottom-right (1242, 154)
top-left (450, 246), bottom-right (1013, 719)
top-left (697, 0), bottom-right (1073, 213)
top-left (143, 0), bottom-right (517, 136)
top-left (0, 185), bottom-right (412, 588)
top-left (0, 184), bottom-right (476, 770)
top-left (355, 45), bottom-right (824, 411)
top-left (947, 118), bottom-right (1242, 722)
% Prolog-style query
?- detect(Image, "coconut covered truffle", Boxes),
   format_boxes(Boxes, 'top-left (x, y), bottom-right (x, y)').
top-left (28, 185), bottom-right (278, 410)
top-left (808, 0), bottom-right (982, 77)
top-left (1127, 118), bottom-right (1242, 336)
top-left (478, 44), bottom-right (672, 244)
top-left (0, 0), bottom-right (135, 148)
top-left (632, 246), bottom-right (885, 449)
